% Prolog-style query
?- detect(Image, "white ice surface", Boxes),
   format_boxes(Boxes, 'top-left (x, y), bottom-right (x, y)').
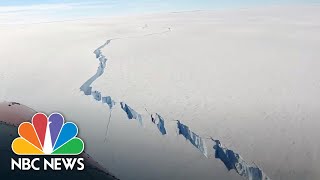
top-left (1, 5), bottom-right (320, 180)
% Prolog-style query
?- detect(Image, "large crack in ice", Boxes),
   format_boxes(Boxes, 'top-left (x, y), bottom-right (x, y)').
top-left (79, 27), bottom-right (271, 180)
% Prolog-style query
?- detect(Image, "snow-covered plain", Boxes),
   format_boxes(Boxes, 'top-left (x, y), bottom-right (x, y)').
top-left (1, 5), bottom-right (320, 180)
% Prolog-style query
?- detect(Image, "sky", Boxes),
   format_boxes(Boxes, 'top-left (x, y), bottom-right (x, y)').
top-left (1, 0), bottom-right (320, 6)
top-left (0, 0), bottom-right (319, 24)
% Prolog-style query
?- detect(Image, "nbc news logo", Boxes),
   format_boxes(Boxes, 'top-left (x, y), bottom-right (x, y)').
top-left (11, 113), bottom-right (85, 171)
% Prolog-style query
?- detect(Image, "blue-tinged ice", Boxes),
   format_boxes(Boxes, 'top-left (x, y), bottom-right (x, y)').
top-left (102, 96), bottom-right (116, 109)
top-left (80, 40), bottom-right (111, 95)
top-left (151, 113), bottom-right (167, 135)
top-left (213, 140), bottom-right (270, 180)
top-left (177, 120), bottom-right (208, 157)
top-left (156, 114), bottom-right (167, 135)
top-left (92, 90), bottom-right (101, 101)
top-left (81, 86), bottom-right (92, 95)
top-left (120, 102), bottom-right (143, 126)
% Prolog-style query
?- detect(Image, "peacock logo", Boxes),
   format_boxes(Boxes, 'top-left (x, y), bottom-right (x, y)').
top-left (12, 113), bottom-right (84, 155)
